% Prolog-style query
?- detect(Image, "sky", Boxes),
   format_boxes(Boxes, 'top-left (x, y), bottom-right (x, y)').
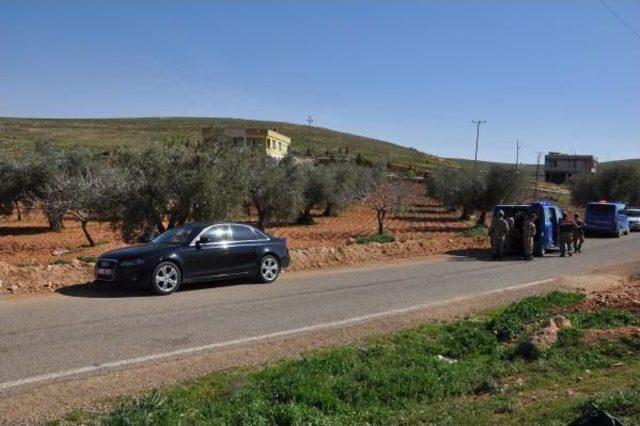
top-left (1, 0), bottom-right (639, 163)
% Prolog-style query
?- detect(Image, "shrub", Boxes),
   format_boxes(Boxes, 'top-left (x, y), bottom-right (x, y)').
top-left (355, 232), bottom-right (395, 244)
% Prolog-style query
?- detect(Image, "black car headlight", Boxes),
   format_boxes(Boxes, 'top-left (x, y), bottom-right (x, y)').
top-left (119, 258), bottom-right (146, 267)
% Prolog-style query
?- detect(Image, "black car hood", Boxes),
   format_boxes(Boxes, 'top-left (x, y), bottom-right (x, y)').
top-left (100, 243), bottom-right (182, 259)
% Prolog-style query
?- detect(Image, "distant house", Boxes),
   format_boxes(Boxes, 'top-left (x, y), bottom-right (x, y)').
top-left (544, 152), bottom-right (597, 184)
top-left (202, 127), bottom-right (291, 160)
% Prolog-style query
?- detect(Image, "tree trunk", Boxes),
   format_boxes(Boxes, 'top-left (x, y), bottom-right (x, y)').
top-left (46, 212), bottom-right (64, 232)
top-left (80, 220), bottom-right (96, 247)
top-left (156, 222), bottom-right (166, 234)
top-left (477, 210), bottom-right (487, 226)
top-left (15, 201), bottom-right (21, 221)
top-left (460, 206), bottom-right (471, 221)
top-left (323, 203), bottom-right (335, 217)
top-left (377, 209), bottom-right (386, 235)
top-left (167, 214), bottom-right (177, 230)
top-left (257, 211), bottom-right (265, 230)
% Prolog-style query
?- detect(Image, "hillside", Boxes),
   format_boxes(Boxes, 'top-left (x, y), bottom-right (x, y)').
top-left (0, 117), bottom-right (446, 170)
top-left (602, 158), bottom-right (640, 171)
top-left (446, 157), bottom-right (538, 175)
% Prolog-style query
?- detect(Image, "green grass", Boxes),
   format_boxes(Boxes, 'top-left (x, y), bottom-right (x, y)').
top-left (460, 224), bottom-right (488, 237)
top-left (77, 255), bottom-right (97, 264)
top-left (355, 232), bottom-right (396, 244)
top-left (0, 117), bottom-right (445, 170)
top-left (61, 290), bottom-right (640, 425)
top-left (49, 258), bottom-right (70, 265)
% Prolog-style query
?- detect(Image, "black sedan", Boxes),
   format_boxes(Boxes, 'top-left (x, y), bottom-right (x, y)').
top-left (95, 222), bottom-right (290, 295)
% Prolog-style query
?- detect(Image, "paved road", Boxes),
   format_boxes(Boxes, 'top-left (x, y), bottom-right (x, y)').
top-left (1, 234), bottom-right (639, 392)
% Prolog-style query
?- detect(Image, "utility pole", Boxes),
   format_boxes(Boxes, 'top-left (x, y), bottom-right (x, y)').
top-left (306, 115), bottom-right (314, 127)
top-left (471, 120), bottom-right (486, 166)
top-left (515, 139), bottom-right (522, 170)
top-left (534, 152), bottom-right (542, 199)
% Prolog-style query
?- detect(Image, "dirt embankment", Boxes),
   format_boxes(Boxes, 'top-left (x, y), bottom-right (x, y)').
top-left (1, 185), bottom-right (488, 297)
top-left (0, 234), bottom-right (487, 297)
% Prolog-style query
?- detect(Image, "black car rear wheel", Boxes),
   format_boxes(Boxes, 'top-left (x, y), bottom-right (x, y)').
top-left (150, 261), bottom-right (182, 295)
top-left (258, 255), bottom-right (280, 283)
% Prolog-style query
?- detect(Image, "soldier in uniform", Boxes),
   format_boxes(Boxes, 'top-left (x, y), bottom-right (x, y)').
top-left (488, 210), bottom-right (510, 261)
top-left (505, 216), bottom-right (515, 253)
top-left (559, 211), bottom-right (576, 257)
top-left (522, 213), bottom-right (537, 261)
top-left (573, 212), bottom-right (585, 253)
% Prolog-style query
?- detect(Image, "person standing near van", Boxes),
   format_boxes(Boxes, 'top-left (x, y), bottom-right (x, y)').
top-left (506, 216), bottom-right (515, 253)
top-left (573, 212), bottom-right (585, 253)
top-left (559, 212), bottom-right (576, 257)
top-left (489, 210), bottom-right (510, 261)
top-left (522, 213), bottom-right (537, 261)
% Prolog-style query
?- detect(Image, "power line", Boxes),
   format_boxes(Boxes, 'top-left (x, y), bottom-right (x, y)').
top-left (471, 120), bottom-right (486, 166)
top-left (598, 0), bottom-right (640, 40)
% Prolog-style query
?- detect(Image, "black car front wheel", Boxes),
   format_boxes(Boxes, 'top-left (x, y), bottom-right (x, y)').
top-left (258, 255), bottom-right (280, 283)
top-left (150, 261), bottom-right (182, 295)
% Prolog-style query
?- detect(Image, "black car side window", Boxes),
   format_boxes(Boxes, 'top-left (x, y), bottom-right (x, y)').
top-left (229, 225), bottom-right (257, 241)
top-left (201, 225), bottom-right (231, 243)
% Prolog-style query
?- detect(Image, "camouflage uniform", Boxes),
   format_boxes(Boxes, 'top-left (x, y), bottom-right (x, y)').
top-left (488, 216), bottom-right (510, 260)
top-left (522, 218), bottom-right (536, 261)
top-left (506, 217), bottom-right (515, 253)
top-left (559, 215), bottom-right (576, 257)
top-left (573, 217), bottom-right (585, 253)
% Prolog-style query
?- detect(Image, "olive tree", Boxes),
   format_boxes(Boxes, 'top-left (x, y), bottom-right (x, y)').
top-left (109, 143), bottom-right (249, 243)
top-left (425, 167), bottom-right (480, 220)
top-left (570, 165), bottom-right (640, 207)
top-left (472, 166), bottom-right (526, 225)
top-left (246, 153), bottom-right (304, 229)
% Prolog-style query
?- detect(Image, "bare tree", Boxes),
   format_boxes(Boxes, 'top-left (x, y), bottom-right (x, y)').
top-left (34, 169), bottom-right (112, 246)
top-left (363, 178), bottom-right (408, 235)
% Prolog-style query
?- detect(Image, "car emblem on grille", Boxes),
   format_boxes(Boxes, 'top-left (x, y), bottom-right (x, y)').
top-left (99, 261), bottom-right (111, 268)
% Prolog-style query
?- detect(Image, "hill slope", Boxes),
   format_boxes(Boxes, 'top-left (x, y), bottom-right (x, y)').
top-left (0, 117), bottom-right (445, 170)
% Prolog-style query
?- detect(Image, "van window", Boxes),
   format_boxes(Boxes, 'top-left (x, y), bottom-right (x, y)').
top-left (586, 204), bottom-right (615, 216)
top-left (628, 210), bottom-right (640, 217)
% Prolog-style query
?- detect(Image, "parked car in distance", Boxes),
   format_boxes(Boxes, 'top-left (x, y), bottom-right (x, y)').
top-left (584, 201), bottom-right (630, 237)
top-left (628, 208), bottom-right (640, 232)
top-left (95, 222), bottom-right (290, 295)
top-left (492, 200), bottom-right (562, 256)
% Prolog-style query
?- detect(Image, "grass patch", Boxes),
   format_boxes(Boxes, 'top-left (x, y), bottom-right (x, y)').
top-left (487, 291), bottom-right (585, 341)
top-left (568, 308), bottom-right (640, 330)
top-left (355, 232), bottom-right (395, 244)
top-left (73, 291), bottom-right (639, 425)
top-left (461, 224), bottom-right (488, 237)
top-left (77, 255), bottom-right (97, 264)
top-left (49, 258), bottom-right (70, 265)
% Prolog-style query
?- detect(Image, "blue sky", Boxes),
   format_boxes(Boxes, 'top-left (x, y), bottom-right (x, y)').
top-left (1, 1), bottom-right (638, 163)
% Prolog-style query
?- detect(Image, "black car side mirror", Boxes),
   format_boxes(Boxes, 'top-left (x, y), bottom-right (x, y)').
top-left (196, 236), bottom-right (212, 248)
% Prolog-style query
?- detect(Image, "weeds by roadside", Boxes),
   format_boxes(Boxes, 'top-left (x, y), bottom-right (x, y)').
top-left (460, 224), bottom-right (488, 237)
top-left (355, 232), bottom-right (395, 244)
top-left (61, 290), bottom-right (640, 425)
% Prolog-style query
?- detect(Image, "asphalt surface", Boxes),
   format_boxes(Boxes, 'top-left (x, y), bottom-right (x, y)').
top-left (1, 233), bottom-right (639, 392)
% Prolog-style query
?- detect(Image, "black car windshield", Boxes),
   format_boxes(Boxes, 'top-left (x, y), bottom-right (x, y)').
top-left (628, 210), bottom-right (640, 217)
top-left (152, 226), bottom-right (197, 244)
